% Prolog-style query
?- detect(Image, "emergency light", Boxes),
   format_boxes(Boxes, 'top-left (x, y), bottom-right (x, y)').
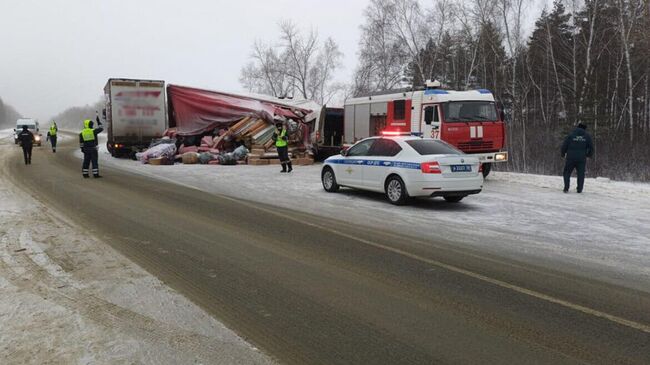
top-left (381, 130), bottom-right (423, 137)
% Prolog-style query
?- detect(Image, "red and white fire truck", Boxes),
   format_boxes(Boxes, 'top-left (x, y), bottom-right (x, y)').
top-left (343, 81), bottom-right (508, 176)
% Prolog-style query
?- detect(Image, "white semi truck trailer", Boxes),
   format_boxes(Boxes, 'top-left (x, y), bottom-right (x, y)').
top-left (104, 78), bottom-right (167, 158)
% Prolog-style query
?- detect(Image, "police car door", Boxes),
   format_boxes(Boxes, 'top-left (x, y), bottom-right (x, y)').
top-left (338, 138), bottom-right (376, 188)
top-left (363, 138), bottom-right (403, 191)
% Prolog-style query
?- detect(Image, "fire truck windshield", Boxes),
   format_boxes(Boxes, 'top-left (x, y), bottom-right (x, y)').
top-left (443, 101), bottom-right (498, 122)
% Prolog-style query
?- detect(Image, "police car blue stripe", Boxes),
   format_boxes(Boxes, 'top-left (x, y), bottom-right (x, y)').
top-left (328, 159), bottom-right (421, 170)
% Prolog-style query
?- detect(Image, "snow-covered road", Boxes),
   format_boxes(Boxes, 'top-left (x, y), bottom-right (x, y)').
top-left (1, 139), bottom-right (275, 364)
top-left (97, 144), bottom-right (650, 293)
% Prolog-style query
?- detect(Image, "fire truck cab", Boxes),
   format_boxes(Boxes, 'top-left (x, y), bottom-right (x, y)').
top-left (344, 81), bottom-right (508, 176)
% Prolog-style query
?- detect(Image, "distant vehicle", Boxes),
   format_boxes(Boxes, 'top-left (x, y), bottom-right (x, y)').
top-left (344, 80), bottom-right (508, 177)
top-left (104, 78), bottom-right (167, 158)
top-left (321, 134), bottom-right (483, 205)
top-left (14, 118), bottom-right (42, 146)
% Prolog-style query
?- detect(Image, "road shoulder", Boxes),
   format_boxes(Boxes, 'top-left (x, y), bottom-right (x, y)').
top-left (0, 141), bottom-right (275, 364)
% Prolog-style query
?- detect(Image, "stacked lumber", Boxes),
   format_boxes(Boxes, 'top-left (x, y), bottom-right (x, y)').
top-left (172, 115), bottom-right (315, 167)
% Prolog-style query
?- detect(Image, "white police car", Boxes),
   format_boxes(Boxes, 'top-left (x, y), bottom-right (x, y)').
top-left (321, 135), bottom-right (484, 205)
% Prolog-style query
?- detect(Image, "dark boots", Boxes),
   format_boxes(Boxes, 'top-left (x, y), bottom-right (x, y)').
top-left (280, 162), bottom-right (293, 173)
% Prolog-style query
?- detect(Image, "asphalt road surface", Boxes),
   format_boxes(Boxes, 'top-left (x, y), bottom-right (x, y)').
top-left (4, 137), bottom-right (650, 365)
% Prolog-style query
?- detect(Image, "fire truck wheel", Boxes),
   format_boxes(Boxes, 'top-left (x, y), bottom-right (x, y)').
top-left (482, 162), bottom-right (492, 178)
top-left (321, 167), bottom-right (340, 192)
top-left (385, 175), bottom-right (409, 205)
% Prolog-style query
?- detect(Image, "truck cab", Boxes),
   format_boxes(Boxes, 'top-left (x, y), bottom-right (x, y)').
top-left (14, 119), bottom-right (42, 146)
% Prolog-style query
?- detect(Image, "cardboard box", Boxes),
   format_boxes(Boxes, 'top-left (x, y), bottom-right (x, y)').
top-left (297, 158), bottom-right (314, 165)
top-left (149, 157), bottom-right (173, 165)
top-left (148, 157), bottom-right (164, 165)
top-left (268, 159), bottom-right (282, 165)
top-left (248, 159), bottom-right (269, 166)
top-left (182, 152), bottom-right (199, 164)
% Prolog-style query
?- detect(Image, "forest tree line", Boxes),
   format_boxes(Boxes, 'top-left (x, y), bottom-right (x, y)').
top-left (0, 97), bottom-right (21, 129)
top-left (49, 101), bottom-right (104, 131)
top-left (354, 0), bottom-right (650, 181)
top-left (242, 0), bottom-right (649, 181)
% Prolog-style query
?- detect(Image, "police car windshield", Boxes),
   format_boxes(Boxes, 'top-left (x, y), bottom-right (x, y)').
top-left (17, 125), bottom-right (35, 129)
top-left (406, 140), bottom-right (463, 155)
top-left (443, 101), bottom-right (497, 122)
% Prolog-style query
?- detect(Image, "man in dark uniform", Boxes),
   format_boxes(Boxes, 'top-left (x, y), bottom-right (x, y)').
top-left (17, 125), bottom-right (35, 165)
top-left (561, 123), bottom-right (593, 193)
top-left (79, 117), bottom-right (104, 178)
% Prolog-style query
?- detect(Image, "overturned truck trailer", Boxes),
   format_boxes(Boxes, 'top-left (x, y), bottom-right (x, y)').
top-left (167, 84), bottom-right (318, 154)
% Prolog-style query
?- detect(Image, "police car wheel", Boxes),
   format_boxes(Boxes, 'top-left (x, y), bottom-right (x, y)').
top-left (443, 196), bottom-right (464, 203)
top-left (322, 167), bottom-right (339, 192)
top-left (385, 176), bottom-right (409, 205)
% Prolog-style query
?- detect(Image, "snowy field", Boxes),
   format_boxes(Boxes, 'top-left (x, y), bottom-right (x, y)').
top-left (0, 128), bottom-right (15, 140)
top-left (95, 141), bottom-right (650, 293)
top-left (1, 141), bottom-right (274, 364)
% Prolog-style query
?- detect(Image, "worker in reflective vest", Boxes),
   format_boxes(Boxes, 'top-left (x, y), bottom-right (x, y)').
top-left (46, 122), bottom-right (58, 153)
top-left (79, 117), bottom-right (103, 178)
top-left (272, 118), bottom-right (292, 173)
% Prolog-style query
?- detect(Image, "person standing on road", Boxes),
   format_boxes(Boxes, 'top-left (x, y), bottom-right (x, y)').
top-left (17, 125), bottom-right (35, 165)
top-left (46, 121), bottom-right (58, 153)
top-left (79, 117), bottom-right (104, 178)
top-left (561, 122), bottom-right (593, 193)
top-left (272, 117), bottom-right (292, 173)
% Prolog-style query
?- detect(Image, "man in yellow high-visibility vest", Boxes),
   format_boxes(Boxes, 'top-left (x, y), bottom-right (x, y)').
top-left (79, 116), bottom-right (104, 178)
top-left (272, 117), bottom-right (292, 173)
top-left (46, 121), bottom-right (58, 153)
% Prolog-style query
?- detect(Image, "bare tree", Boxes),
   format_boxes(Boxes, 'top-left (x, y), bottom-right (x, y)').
top-left (354, 0), bottom-right (407, 94)
top-left (239, 40), bottom-right (294, 98)
top-left (616, 0), bottom-right (643, 141)
top-left (425, 0), bottom-right (456, 81)
top-left (391, 0), bottom-right (430, 83)
top-left (240, 21), bottom-right (343, 105)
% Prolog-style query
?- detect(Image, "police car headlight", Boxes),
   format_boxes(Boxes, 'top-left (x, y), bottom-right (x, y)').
top-left (35, 136), bottom-right (41, 141)
top-left (495, 152), bottom-right (507, 161)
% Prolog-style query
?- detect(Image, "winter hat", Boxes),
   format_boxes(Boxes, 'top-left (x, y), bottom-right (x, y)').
top-left (577, 123), bottom-right (587, 130)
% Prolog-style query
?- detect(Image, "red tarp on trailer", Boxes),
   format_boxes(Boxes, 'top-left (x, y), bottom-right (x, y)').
top-left (167, 84), bottom-right (313, 136)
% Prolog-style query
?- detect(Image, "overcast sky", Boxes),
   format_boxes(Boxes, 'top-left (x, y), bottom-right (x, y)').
top-left (1, 0), bottom-right (549, 122)
top-left (1, 0), bottom-right (367, 121)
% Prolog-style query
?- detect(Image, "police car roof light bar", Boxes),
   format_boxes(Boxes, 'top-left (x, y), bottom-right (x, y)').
top-left (381, 130), bottom-right (424, 137)
top-left (381, 130), bottom-right (406, 136)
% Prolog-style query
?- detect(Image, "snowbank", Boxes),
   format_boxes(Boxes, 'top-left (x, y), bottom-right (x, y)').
top-left (94, 136), bottom-right (650, 293)
top-left (0, 129), bottom-right (15, 140)
top-left (490, 171), bottom-right (650, 199)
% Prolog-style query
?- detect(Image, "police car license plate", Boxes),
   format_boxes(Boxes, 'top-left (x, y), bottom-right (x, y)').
top-left (451, 165), bottom-right (472, 172)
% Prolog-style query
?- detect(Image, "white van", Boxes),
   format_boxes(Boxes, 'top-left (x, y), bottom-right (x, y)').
top-left (14, 119), bottom-right (42, 146)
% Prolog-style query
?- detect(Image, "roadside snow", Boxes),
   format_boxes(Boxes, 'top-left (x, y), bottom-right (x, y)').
top-left (1, 143), bottom-right (275, 364)
top-left (93, 136), bottom-right (650, 293)
top-left (0, 129), bottom-right (15, 141)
